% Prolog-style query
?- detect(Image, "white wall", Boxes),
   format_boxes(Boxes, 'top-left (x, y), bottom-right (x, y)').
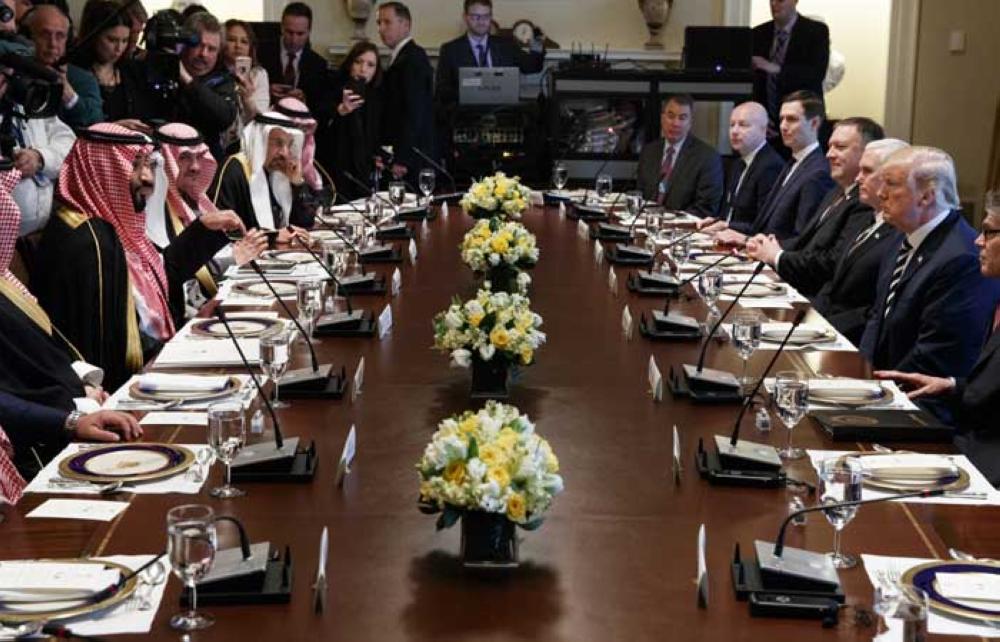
top-left (750, 0), bottom-right (891, 123)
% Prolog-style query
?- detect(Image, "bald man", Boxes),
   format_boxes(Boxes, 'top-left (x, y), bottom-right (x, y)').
top-left (706, 102), bottom-right (784, 234)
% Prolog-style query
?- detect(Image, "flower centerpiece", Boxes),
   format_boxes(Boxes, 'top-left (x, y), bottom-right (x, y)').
top-left (460, 219), bottom-right (538, 293)
top-left (432, 287), bottom-right (546, 398)
top-left (460, 172), bottom-right (532, 221)
top-left (417, 400), bottom-right (564, 566)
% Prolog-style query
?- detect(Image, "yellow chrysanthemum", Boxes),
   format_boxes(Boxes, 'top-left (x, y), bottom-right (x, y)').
top-left (507, 492), bottom-right (527, 522)
top-left (419, 480), bottom-right (434, 500)
top-left (490, 326), bottom-right (510, 348)
top-left (479, 444), bottom-right (503, 467)
top-left (488, 466), bottom-right (510, 489)
top-left (458, 415), bottom-right (480, 436)
top-left (443, 461), bottom-right (466, 484)
top-left (520, 347), bottom-right (534, 365)
top-left (469, 312), bottom-right (485, 327)
top-left (490, 236), bottom-right (509, 253)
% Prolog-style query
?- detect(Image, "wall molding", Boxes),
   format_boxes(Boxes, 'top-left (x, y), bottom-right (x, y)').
top-left (884, 0), bottom-right (920, 140)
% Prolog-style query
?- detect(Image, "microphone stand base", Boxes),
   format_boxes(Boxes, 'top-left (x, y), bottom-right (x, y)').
top-left (730, 543), bottom-right (843, 624)
top-left (639, 314), bottom-right (702, 341)
top-left (669, 365), bottom-right (743, 403)
top-left (278, 364), bottom-right (348, 400)
top-left (314, 311), bottom-right (377, 338)
top-left (626, 273), bottom-right (679, 297)
top-left (695, 441), bottom-right (787, 488)
top-left (231, 438), bottom-right (318, 483)
top-left (567, 203), bottom-right (609, 221)
top-left (182, 543), bottom-right (293, 606)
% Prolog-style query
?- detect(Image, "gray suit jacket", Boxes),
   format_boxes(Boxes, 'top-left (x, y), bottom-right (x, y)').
top-left (636, 135), bottom-right (723, 217)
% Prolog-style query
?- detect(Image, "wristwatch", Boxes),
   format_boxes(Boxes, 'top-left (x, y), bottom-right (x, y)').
top-left (64, 410), bottom-right (84, 436)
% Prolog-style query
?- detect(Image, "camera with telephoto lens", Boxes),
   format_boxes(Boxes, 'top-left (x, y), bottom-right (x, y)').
top-left (141, 10), bottom-right (200, 101)
top-left (0, 33), bottom-right (63, 121)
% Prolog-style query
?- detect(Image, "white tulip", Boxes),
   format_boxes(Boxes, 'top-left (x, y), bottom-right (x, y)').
top-left (450, 349), bottom-right (472, 368)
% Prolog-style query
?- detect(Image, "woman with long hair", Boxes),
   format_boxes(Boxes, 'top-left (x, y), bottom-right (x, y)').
top-left (221, 19), bottom-right (270, 154)
top-left (71, 0), bottom-right (134, 122)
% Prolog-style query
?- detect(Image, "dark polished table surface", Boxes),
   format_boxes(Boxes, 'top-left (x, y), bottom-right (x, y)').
top-left (3, 204), bottom-right (999, 641)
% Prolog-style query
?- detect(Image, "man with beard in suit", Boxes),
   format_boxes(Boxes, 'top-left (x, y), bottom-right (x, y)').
top-left (876, 192), bottom-right (1000, 485)
top-left (744, 117), bottom-right (884, 297)
top-left (376, 1), bottom-right (434, 181)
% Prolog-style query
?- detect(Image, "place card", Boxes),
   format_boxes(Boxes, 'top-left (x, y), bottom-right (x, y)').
top-left (621, 304), bottom-right (634, 341)
top-left (697, 524), bottom-right (708, 608)
top-left (352, 357), bottom-right (365, 403)
top-left (0, 561), bottom-right (118, 599)
top-left (391, 267), bottom-right (402, 296)
top-left (607, 267), bottom-right (618, 295)
top-left (313, 527), bottom-right (328, 613)
top-left (335, 425), bottom-right (357, 488)
top-left (593, 239), bottom-right (604, 264)
top-left (27, 499), bottom-right (129, 522)
top-left (408, 238), bottom-right (418, 265)
top-left (559, 201), bottom-right (566, 217)
top-left (378, 303), bottom-right (393, 339)
top-left (139, 412), bottom-right (208, 426)
top-left (441, 201), bottom-right (449, 217)
top-left (672, 424), bottom-right (681, 483)
top-left (648, 355), bottom-right (662, 401)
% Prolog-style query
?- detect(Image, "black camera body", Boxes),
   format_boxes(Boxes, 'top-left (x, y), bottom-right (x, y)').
top-left (141, 10), bottom-right (200, 102)
top-left (0, 33), bottom-right (63, 121)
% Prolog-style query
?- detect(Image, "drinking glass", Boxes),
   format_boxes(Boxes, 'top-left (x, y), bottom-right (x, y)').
top-left (595, 173), bottom-right (613, 200)
top-left (774, 371), bottom-right (809, 460)
top-left (297, 278), bottom-right (323, 344)
top-left (388, 181), bottom-right (407, 217)
top-left (818, 457), bottom-right (863, 569)
top-left (669, 228), bottom-right (692, 267)
top-left (875, 585), bottom-right (927, 641)
top-left (697, 268), bottom-right (724, 334)
top-left (259, 331), bottom-right (290, 409)
top-left (166, 504), bottom-right (217, 631)
top-left (418, 168), bottom-right (435, 206)
top-left (731, 311), bottom-right (763, 392)
top-left (207, 402), bottom-right (246, 499)
top-left (552, 161), bottom-right (568, 191)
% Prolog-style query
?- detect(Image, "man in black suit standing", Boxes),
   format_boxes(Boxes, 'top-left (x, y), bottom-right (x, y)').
top-left (636, 94), bottom-right (723, 217)
top-left (260, 3), bottom-right (332, 123)
top-left (752, 0), bottom-right (829, 140)
top-left (811, 138), bottom-right (909, 344)
top-left (876, 193), bottom-right (1000, 485)
top-left (745, 117), bottom-right (884, 296)
top-left (699, 101), bottom-right (783, 234)
top-left (704, 90), bottom-right (833, 244)
top-left (859, 147), bottom-right (997, 379)
top-left (377, 1), bottom-right (434, 180)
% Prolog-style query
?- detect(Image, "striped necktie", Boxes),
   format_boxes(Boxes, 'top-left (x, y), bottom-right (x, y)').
top-left (883, 239), bottom-right (913, 319)
top-left (847, 220), bottom-right (882, 256)
top-left (657, 145), bottom-right (676, 205)
top-left (766, 29), bottom-right (790, 120)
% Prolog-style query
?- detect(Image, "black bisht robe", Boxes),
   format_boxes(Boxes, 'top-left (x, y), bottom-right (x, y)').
top-left (211, 156), bottom-right (318, 231)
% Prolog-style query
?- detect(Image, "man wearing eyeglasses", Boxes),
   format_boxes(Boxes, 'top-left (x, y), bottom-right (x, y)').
top-left (876, 192), bottom-right (1000, 485)
top-left (434, 0), bottom-right (545, 163)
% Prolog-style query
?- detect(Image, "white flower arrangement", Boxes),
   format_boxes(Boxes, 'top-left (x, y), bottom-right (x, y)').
top-left (417, 400), bottom-right (563, 528)
top-left (460, 219), bottom-right (539, 273)
top-left (432, 287), bottom-right (546, 368)
top-left (459, 172), bottom-right (533, 220)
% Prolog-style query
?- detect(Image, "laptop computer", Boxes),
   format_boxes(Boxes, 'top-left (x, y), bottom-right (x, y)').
top-left (683, 26), bottom-right (752, 73)
top-left (458, 67), bottom-right (521, 105)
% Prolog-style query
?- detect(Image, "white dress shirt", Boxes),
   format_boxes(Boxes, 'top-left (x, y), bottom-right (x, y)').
top-left (781, 140), bottom-right (819, 187)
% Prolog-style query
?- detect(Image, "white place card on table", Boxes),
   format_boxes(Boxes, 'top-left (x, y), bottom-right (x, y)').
top-left (391, 267), bottom-right (402, 296)
top-left (378, 304), bottom-right (393, 339)
top-left (313, 527), bottom-right (329, 613)
top-left (441, 201), bottom-right (449, 217)
top-left (139, 412), bottom-right (209, 426)
top-left (697, 524), bottom-right (708, 608)
top-left (352, 357), bottom-right (365, 403)
top-left (593, 239), bottom-right (604, 264)
top-left (28, 499), bottom-right (129, 522)
top-left (608, 267), bottom-right (618, 295)
top-left (559, 201), bottom-right (566, 217)
top-left (672, 425), bottom-right (681, 482)
top-left (647, 355), bottom-right (662, 401)
top-left (408, 238), bottom-right (418, 265)
top-left (335, 425), bottom-right (357, 488)
top-left (621, 304), bottom-right (634, 341)
top-left (577, 219), bottom-right (589, 239)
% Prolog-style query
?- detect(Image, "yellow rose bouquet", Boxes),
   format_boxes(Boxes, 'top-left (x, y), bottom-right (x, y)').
top-left (417, 401), bottom-right (563, 534)
top-left (460, 219), bottom-right (538, 293)
top-left (459, 172), bottom-right (533, 221)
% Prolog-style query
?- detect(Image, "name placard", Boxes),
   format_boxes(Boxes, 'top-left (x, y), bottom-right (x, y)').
top-left (377, 304), bottom-right (393, 338)
top-left (647, 355), bottom-right (662, 401)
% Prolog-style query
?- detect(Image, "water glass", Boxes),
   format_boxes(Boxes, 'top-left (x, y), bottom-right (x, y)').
top-left (819, 457), bottom-right (863, 569)
top-left (731, 311), bottom-right (763, 392)
top-left (207, 402), bottom-right (246, 499)
top-left (876, 585), bottom-right (927, 641)
top-left (669, 229), bottom-right (692, 266)
top-left (552, 161), bottom-right (568, 190)
top-left (418, 168), bottom-right (435, 206)
top-left (595, 173), bottom-right (613, 200)
top-left (166, 504), bottom-right (217, 631)
top-left (297, 278), bottom-right (323, 343)
top-left (260, 331), bottom-right (290, 409)
top-left (388, 180), bottom-right (407, 216)
top-left (774, 371), bottom-right (808, 460)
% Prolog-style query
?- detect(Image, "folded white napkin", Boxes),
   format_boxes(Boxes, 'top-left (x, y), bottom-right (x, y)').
top-left (859, 454), bottom-right (959, 480)
top-left (136, 374), bottom-right (230, 393)
top-left (808, 379), bottom-right (885, 399)
top-left (0, 561), bottom-right (118, 600)
top-left (761, 323), bottom-right (830, 342)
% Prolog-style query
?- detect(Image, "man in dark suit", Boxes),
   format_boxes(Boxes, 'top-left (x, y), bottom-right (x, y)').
top-left (377, 1), bottom-right (434, 180)
top-left (707, 90), bottom-right (833, 245)
top-left (875, 195), bottom-right (1000, 484)
top-left (745, 117), bottom-right (884, 296)
top-left (259, 3), bottom-right (333, 123)
top-left (636, 94), bottom-right (723, 217)
top-left (860, 147), bottom-right (997, 379)
top-left (811, 138), bottom-right (909, 344)
top-left (751, 0), bottom-right (829, 138)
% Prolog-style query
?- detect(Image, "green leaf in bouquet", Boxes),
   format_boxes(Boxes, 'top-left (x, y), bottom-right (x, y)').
top-left (480, 311), bottom-right (496, 332)
top-left (436, 505), bottom-right (463, 531)
top-left (467, 437), bottom-right (479, 460)
top-left (519, 517), bottom-right (545, 531)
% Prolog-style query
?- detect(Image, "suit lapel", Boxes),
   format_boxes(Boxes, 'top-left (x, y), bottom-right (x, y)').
top-left (752, 159), bottom-right (793, 231)
top-left (894, 211), bottom-right (958, 292)
top-left (970, 328), bottom-right (1000, 377)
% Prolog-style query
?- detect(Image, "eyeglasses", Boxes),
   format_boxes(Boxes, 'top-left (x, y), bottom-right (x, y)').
top-left (981, 227), bottom-right (1000, 241)
top-left (467, 13), bottom-right (492, 21)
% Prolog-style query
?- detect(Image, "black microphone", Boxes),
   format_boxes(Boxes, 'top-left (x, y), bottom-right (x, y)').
top-left (729, 309), bottom-right (806, 447)
top-left (695, 261), bottom-right (766, 373)
top-left (412, 145), bottom-right (459, 196)
top-left (315, 195), bottom-right (372, 277)
top-left (288, 235), bottom-right (355, 315)
top-left (214, 306), bottom-right (285, 451)
top-left (342, 170), bottom-right (398, 210)
top-left (773, 488), bottom-right (946, 558)
top-left (247, 260), bottom-right (322, 372)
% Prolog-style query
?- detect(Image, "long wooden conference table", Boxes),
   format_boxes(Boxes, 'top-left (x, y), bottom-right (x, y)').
top-left (3, 203), bottom-right (999, 641)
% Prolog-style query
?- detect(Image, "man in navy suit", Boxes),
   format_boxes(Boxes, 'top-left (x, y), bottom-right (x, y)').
top-left (635, 94), bottom-right (724, 217)
top-left (751, 0), bottom-right (829, 139)
top-left (860, 147), bottom-right (997, 378)
top-left (875, 193), bottom-right (1000, 484)
top-left (377, 1), bottom-right (434, 180)
top-left (811, 138), bottom-right (909, 344)
top-left (259, 3), bottom-right (334, 124)
top-left (705, 90), bottom-right (833, 245)
top-left (745, 117), bottom-right (884, 296)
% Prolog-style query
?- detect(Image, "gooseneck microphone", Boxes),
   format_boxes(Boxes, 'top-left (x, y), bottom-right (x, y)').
top-left (772, 488), bottom-right (946, 558)
top-left (695, 261), bottom-right (767, 373)
top-left (289, 235), bottom-right (355, 315)
top-left (412, 145), bottom-right (459, 196)
top-left (214, 306), bottom-right (285, 451)
top-left (342, 170), bottom-right (397, 210)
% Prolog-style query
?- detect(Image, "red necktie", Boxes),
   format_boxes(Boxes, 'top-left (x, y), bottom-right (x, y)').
top-left (657, 145), bottom-right (675, 205)
top-left (283, 51), bottom-right (297, 87)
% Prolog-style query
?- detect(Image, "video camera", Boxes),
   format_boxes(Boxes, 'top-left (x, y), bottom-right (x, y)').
top-left (0, 33), bottom-right (62, 121)
top-left (141, 10), bottom-right (200, 101)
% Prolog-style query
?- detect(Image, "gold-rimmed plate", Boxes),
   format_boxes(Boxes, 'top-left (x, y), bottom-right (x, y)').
top-left (901, 560), bottom-right (1000, 624)
top-left (688, 252), bottom-right (748, 267)
top-left (809, 382), bottom-right (891, 407)
top-left (761, 326), bottom-right (837, 345)
top-left (833, 452), bottom-right (970, 493)
top-left (231, 280), bottom-right (298, 299)
top-left (0, 559), bottom-right (139, 624)
top-left (128, 376), bottom-right (243, 403)
top-left (57, 443), bottom-right (195, 483)
top-left (720, 282), bottom-right (786, 298)
top-left (189, 316), bottom-right (283, 339)
top-left (263, 250), bottom-right (316, 264)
